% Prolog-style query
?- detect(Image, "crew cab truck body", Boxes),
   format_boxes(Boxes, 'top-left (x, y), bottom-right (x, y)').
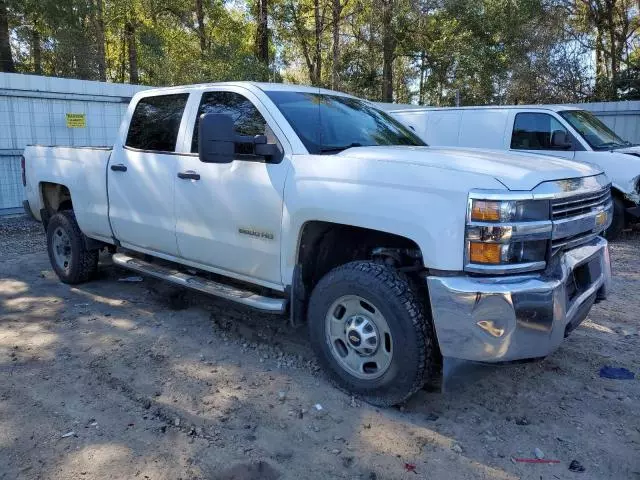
top-left (389, 105), bottom-right (640, 239)
top-left (23, 83), bottom-right (613, 406)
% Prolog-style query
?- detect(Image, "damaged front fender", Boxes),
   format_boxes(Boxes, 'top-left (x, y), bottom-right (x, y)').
top-left (624, 178), bottom-right (640, 218)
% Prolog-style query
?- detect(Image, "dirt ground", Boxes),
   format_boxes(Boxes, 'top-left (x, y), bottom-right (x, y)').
top-left (0, 215), bottom-right (638, 480)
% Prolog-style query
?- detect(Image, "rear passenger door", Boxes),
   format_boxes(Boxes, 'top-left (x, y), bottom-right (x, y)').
top-left (108, 93), bottom-right (189, 256)
top-left (508, 112), bottom-right (576, 160)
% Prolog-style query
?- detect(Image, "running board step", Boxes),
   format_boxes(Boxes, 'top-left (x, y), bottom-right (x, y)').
top-left (112, 253), bottom-right (287, 314)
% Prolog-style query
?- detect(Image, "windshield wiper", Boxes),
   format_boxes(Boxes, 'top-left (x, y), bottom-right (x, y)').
top-left (319, 142), bottom-right (363, 154)
top-left (596, 141), bottom-right (627, 150)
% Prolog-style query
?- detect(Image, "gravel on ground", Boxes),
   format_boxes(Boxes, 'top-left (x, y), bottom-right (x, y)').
top-left (0, 216), bottom-right (638, 479)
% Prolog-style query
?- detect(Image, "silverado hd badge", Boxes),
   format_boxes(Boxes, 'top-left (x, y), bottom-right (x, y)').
top-left (239, 227), bottom-right (275, 240)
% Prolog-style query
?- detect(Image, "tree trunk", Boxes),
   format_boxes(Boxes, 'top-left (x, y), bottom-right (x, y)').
top-left (125, 20), bottom-right (139, 84)
top-left (195, 0), bottom-right (207, 53)
top-left (119, 27), bottom-right (126, 83)
top-left (31, 28), bottom-right (42, 74)
top-left (74, 16), bottom-right (93, 80)
top-left (367, 11), bottom-right (375, 98)
top-left (595, 26), bottom-right (605, 99)
top-left (290, 4), bottom-right (315, 84)
top-left (331, 0), bottom-right (342, 89)
top-left (95, 0), bottom-right (107, 81)
top-left (418, 51), bottom-right (426, 105)
top-left (255, 0), bottom-right (269, 65)
top-left (0, 0), bottom-right (14, 73)
top-left (381, 0), bottom-right (395, 102)
top-left (313, 0), bottom-right (322, 85)
top-left (606, 0), bottom-right (618, 99)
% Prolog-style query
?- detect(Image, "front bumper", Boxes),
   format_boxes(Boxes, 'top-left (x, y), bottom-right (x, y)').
top-left (427, 237), bottom-right (611, 362)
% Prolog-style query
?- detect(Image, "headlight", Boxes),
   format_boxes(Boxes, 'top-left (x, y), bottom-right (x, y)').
top-left (470, 199), bottom-right (549, 223)
top-left (465, 196), bottom-right (552, 274)
top-left (468, 240), bottom-right (548, 265)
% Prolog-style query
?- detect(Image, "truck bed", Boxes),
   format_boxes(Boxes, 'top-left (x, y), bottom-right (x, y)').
top-left (24, 145), bottom-right (114, 243)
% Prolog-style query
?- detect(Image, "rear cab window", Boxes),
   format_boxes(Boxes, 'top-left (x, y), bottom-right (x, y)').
top-left (126, 93), bottom-right (189, 152)
top-left (510, 112), bottom-right (568, 150)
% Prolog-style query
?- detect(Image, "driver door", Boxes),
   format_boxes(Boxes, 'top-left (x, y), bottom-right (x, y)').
top-left (508, 112), bottom-right (576, 160)
top-left (173, 89), bottom-right (288, 288)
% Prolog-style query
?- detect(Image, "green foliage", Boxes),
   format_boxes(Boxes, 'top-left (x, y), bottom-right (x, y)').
top-left (5, 0), bottom-right (271, 85)
top-left (1, 0), bottom-right (638, 103)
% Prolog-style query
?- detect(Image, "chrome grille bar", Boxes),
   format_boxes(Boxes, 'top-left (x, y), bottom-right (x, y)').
top-left (552, 187), bottom-right (611, 219)
top-left (550, 185), bottom-right (612, 254)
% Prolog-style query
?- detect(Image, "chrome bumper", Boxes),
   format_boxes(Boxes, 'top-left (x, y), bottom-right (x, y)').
top-left (427, 237), bottom-right (611, 362)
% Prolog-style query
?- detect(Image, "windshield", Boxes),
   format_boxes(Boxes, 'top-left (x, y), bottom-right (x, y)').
top-left (265, 91), bottom-right (426, 154)
top-left (559, 110), bottom-right (630, 150)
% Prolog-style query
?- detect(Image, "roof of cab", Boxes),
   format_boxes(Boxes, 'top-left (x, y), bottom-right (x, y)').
top-left (134, 81), bottom-right (353, 98)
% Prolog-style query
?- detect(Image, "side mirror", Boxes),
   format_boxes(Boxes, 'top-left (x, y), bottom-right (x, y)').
top-left (198, 113), bottom-right (234, 163)
top-left (254, 136), bottom-right (279, 159)
top-left (235, 134), bottom-right (280, 161)
top-left (551, 130), bottom-right (573, 150)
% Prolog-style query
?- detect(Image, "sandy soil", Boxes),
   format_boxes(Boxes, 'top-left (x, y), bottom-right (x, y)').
top-left (0, 215), bottom-right (638, 480)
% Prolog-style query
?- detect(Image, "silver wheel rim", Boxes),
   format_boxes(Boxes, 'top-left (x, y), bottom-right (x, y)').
top-left (52, 226), bottom-right (72, 273)
top-left (325, 295), bottom-right (393, 380)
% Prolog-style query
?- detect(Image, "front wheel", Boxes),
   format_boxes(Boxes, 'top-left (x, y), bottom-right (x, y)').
top-left (307, 261), bottom-right (438, 406)
top-left (46, 210), bottom-right (98, 284)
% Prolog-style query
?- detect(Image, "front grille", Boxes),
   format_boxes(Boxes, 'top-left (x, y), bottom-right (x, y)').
top-left (551, 187), bottom-right (611, 219)
top-left (551, 186), bottom-right (611, 254)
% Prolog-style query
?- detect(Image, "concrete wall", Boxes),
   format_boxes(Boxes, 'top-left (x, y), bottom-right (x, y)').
top-left (0, 73), bottom-right (148, 214)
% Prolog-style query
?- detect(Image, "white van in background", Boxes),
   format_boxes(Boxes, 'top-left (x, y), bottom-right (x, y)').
top-left (389, 105), bottom-right (640, 238)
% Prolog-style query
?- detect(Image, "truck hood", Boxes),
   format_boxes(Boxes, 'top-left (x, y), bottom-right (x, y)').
top-left (339, 146), bottom-right (602, 191)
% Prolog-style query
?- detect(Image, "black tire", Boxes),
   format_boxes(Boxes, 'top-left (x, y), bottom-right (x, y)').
top-left (46, 210), bottom-right (98, 284)
top-left (307, 261), bottom-right (437, 406)
top-left (604, 196), bottom-right (625, 241)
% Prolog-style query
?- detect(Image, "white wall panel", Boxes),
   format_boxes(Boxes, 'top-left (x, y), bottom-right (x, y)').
top-left (0, 73), bottom-right (148, 212)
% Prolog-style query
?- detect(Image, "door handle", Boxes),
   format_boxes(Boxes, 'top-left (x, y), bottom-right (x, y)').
top-left (110, 164), bottom-right (127, 172)
top-left (177, 171), bottom-right (201, 181)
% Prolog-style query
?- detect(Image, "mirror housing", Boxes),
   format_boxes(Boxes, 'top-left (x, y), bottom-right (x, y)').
top-left (198, 113), bottom-right (235, 163)
top-left (255, 140), bottom-right (279, 158)
top-left (551, 130), bottom-right (573, 150)
top-left (198, 113), bottom-right (281, 163)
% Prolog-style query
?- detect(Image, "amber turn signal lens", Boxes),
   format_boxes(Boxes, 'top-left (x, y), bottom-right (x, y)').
top-left (469, 242), bottom-right (502, 264)
top-left (471, 200), bottom-right (501, 222)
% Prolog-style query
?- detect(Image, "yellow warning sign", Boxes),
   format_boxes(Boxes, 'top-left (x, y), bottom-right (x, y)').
top-left (66, 113), bottom-right (86, 128)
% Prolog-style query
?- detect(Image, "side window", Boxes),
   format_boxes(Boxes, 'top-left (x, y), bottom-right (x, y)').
top-left (191, 91), bottom-right (268, 154)
top-left (511, 113), bottom-right (569, 150)
top-left (125, 94), bottom-right (189, 152)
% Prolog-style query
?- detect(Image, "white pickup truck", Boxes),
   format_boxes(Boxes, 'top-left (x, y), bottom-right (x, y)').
top-left (23, 82), bottom-right (613, 406)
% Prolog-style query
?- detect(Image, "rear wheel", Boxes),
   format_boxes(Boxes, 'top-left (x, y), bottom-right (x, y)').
top-left (46, 210), bottom-right (98, 284)
top-left (308, 261), bottom-right (437, 406)
top-left (604, 196), bottom-right (625, 241)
